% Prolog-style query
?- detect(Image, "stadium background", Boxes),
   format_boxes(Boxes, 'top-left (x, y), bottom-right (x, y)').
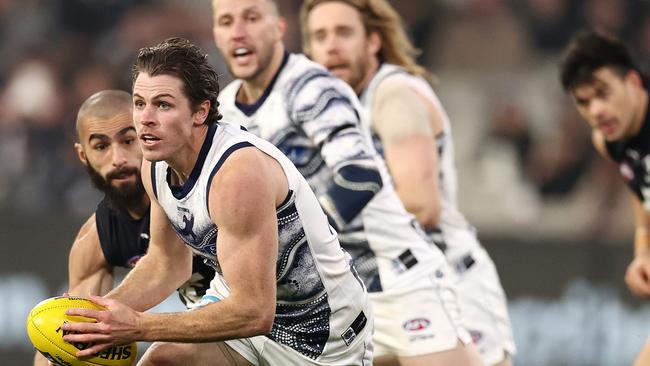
top-left (2, 0), bottom-right (650, 364)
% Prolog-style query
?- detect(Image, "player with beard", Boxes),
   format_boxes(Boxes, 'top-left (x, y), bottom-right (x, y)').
top-left (33, 90), bottom-right (215, 366)
top-left (301, 1), bottom-right (515, 365)
top-left (60, 39), bottom-right (372, 366)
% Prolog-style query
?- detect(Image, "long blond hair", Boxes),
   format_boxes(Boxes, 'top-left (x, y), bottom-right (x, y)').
top-left (300, 0), bottom-right (431, 79)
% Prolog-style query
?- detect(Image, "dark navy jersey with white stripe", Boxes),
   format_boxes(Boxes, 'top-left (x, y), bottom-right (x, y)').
top-left (605, 101), bottom-right (650, 210)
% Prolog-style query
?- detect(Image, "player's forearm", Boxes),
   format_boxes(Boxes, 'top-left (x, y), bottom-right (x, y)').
top-left (399, 193), bottom-right (441, 230)
top-left (68, 271), bottom-right (114, 298)
top-left (107, 253), bottom-right (190, 311)
top-left (634, 227), bottom-right (650, 256)
top-left (33, 351), bottom-right (49, 366)
top-left (139, 295), bottom-right (274, 343)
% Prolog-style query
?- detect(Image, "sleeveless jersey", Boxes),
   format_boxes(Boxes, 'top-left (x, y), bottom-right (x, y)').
top-left (95, 197), bottom-right (214, 306)
top-left (605, 103), bottom-right (650, 211)
top-left (360, 63), bottom-right (480, 259)
top-left (218, 53), bottom-right (444, 293)
top-left (150, 122), bottom-right (368, 361)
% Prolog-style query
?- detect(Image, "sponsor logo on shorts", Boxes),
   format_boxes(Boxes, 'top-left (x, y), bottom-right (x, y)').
top-left (470, 329), bottom-right (483, 344)
top-left (409, 334), bottom-right (435, 342)
top-left (402, 318), bottom-right (431, 332)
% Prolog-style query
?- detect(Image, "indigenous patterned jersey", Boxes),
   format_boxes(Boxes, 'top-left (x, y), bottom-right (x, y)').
top-left (218, 53), bottom-right (444, 292)
top-left (605, 105), bottom-right (650, 211)
top-left (360, 63), bottom-right (480, 259)
top-left (151, 122), bottom-right (368, 360)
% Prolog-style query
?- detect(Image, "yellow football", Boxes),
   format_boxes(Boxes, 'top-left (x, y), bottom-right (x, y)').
top-left (26, 296), bottom-right (137, 366)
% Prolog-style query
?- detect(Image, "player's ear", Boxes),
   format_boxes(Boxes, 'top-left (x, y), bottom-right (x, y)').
top-left (194, 100), bottom-right (211, 126)
top-left (277, 16), bottom-right (287, 38)
top-left (627, 69), bottom-right (643, 88)
top-left (75, 142), bottom-right (88, 166)
top-left (368, 31), bottom-right (382, 57)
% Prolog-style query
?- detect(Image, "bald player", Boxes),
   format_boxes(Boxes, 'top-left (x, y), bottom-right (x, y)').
top-left (33, 90), bottom-right (215, 366)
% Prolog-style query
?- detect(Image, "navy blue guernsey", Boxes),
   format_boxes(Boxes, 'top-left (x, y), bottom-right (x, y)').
top-left (95, 197), bottom-right (214, 306)
top-left (605, 101), bottom-right (650, 207)
top-left (96, 197), bottom-right (150, 268)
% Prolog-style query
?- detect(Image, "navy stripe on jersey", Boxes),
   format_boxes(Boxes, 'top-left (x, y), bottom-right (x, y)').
top-left (235, 52), bottom-right (289, 116)
top-left (274, 132), bottom-right (325, 177)
top-left (326, 163), bottom-right (383, 227)
top-left (293, 88), bottom-right (355, 125)
top-left (151, 162), bottom-right (158, 200)
top-left (205, 141), bottom-right (254, 214)
top-left (169, 123), bottom-right (219, 199)
top-left (286, 70), bottom-right (330, 116)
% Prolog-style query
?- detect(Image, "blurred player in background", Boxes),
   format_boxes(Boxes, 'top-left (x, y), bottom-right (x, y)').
top-left (62, 38), bottom-right (373, 366)
top-left (212, 0), bottom-right (483, 365)
top-left (33, 90), bottom-right (214, 366)
top-left (301, 1), bottom-right (516, 365)
top-left (560, 30), bottom-right (650, 366)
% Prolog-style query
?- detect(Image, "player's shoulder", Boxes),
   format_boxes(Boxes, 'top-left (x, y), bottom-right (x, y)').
top-left (219, 79), bottom-right (243, 99)
top-left (70, 213), bottom-right (100, 253)
top-left (208, 144), bottom-right (281, 209)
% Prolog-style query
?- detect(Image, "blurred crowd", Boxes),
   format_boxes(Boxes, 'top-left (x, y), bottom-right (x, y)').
top-left (1, 0), bottom-right (649, 242)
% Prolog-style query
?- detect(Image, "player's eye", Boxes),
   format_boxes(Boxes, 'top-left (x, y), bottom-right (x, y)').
top-left (218, 16), bottom-right (232, 27)
top-left (575, 98), bottom-right (589, 107)
top-left (338, 28), bottom-right (353, 38)
top-left (245, 12), bottom-right (260, 22)
top-left (595, 88), bottom-right (609, 99)
top-left (313, 31), bottom-right (326, 43)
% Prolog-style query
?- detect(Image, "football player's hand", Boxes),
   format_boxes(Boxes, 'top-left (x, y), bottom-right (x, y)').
top-left (60, 295), bottom-right (142, 357)
top-left (625, 251), bottom-right (650, 298)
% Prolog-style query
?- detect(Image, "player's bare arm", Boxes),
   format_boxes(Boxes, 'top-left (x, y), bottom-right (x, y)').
top-left (372, 79), bottom-right (442, 229)
top-left (62, 147), bottom-right (283, 355)
top-left (104, 159), bottom-right (193, 311)
top-left (625, 194), bottom-right (650, 298)
top-left (67, 214), bottom-right (114, 297)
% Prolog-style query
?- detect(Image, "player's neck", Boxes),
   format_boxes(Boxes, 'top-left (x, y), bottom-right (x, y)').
top-left (166, 124), bottom-right (210, 186)
top-left (126, 196), bottom-right (150, 220)
top-left (632, 89), bottom-right (649, 138)
top-left (238, 45), bottom-right (286, 104)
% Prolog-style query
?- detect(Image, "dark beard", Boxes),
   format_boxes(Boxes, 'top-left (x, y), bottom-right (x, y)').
top-left (85, 164), bottom-right (145, 213)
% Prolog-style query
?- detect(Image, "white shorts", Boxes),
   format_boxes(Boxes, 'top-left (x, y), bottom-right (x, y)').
top-left (450, 245), bottom-right (517, 365)
top-left (196, 278), bottom-right (374, 366)
top-left (225, 329), bottom-right (373, 366)
top-left (371, 263), bottom-right (472, 358)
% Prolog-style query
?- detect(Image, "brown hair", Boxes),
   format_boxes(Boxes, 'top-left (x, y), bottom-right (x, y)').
top-left (133, 37), bottom-right (222, 125)
top-left (300, 0), bottom-right (430, 79)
